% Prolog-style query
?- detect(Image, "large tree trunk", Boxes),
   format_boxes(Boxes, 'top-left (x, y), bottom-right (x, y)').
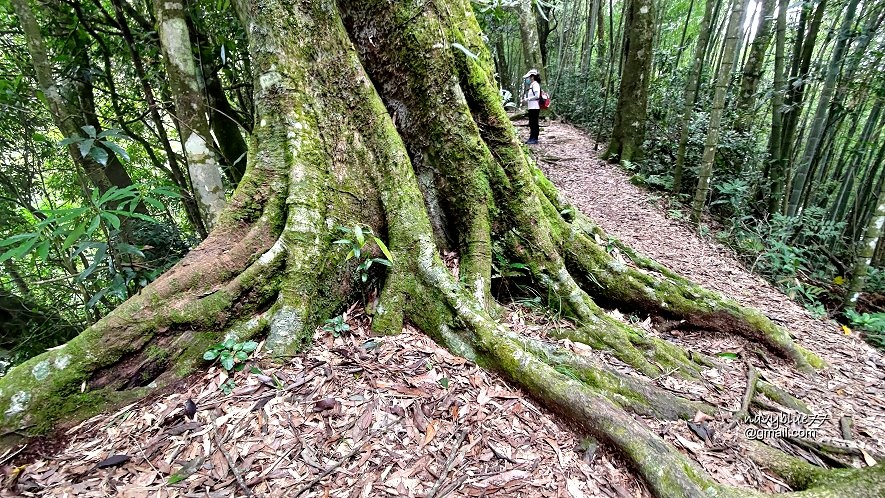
top-left (602, 0), bottom-right (655, 163)
top-left (513, 0), bottom-right (546, 80)
top-left (5, 1), bottom-right (881, 497)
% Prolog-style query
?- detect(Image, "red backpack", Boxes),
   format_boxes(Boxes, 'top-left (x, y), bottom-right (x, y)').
top-left (539, 90), bottom-right (551, 110)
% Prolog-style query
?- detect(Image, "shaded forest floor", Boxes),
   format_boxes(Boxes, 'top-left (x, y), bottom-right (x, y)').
top-left (1, 121), bottom-right (883, 498)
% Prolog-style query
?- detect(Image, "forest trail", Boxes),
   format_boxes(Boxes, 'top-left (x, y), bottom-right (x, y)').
top-left (529, 120), bottom-right (885, 454)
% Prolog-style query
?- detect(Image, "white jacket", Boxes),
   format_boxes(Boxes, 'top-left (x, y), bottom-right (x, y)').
top-left (524, 81), bottom-right (541, 110)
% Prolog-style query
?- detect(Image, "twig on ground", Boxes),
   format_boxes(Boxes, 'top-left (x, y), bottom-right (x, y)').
top-left (426, 429), bottom-right (468, 498)
top-left (839, 416), bottom-right (854, 441)
top-left (730, 361), bottom-right (758, 428)
top-left (0, 445), bottom-right (26, 466)
top-left (293, 416), bottom-right (401, 497)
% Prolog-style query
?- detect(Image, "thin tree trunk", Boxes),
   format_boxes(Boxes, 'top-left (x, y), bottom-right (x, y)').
top-left (690, 0), bottom-right (748, 222)
top-left (672, 0), bottom-right (718, 194)
top-left (786, 0), bottom-right (859, 218)
top-left (766, 0), bottom-right (788, 215)
top-left (108, 0), bottom-right (208, 237)
top-left (779, 0), bottom-right (827, 207)
top-left (673, 0), bottom-right (696, 70)
top-left (735, 0), bottom-right (776, 130)
top-left (515, 0), bottom-right (545, 79)
top-left (155, 0), bottom-right (227, 229)
top-left (602, 0), bottom-right (656, 163)
top-left (10, 0), bottom-right (133, 195)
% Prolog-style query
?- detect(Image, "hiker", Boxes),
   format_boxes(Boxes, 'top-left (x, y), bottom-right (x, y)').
top-left (521, 69), bottom-right (541, 144)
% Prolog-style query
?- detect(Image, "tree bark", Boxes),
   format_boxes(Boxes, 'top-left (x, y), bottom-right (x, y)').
top-left (4, 2), bottom-right (871, 497)
top-left (734, 0), bottom-right (775, 131)
top-left (602, 0), bottom-right (655, 163)
top-left (155, 0), bottom-right (227, 229)
top-left (690, 0), bottom-right (748, 221)
top-left (514, 0), bottom-right (545, 80)
top-left (766, 0), bottom-right (789, 215)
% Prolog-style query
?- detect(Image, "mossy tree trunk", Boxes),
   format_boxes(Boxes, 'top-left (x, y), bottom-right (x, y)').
top-left (2, 1), bottom-right (880, 497)
top-left (513, 0), bottom-right (546, 80)
top-left (602, 0), bottom-right (654, 163)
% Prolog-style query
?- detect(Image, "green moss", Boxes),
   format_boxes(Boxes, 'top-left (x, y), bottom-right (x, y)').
top-left (146, 345), bottom-right (168, 362)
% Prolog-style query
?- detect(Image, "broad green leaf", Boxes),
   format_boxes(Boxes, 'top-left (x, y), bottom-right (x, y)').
top-left (220, 356), bottom-right (235, 371)
top-left (97, 128), bottom-right (124, 139)
top-left (0, 247), bottom-right (19, 264)
top-left (143, 196), bottom-right (164, 210)
top-left (223, 338), bottom-right (236, 349)
top-left (372, 237), bottom-right (394, 262)
top-left (35, 240), bottom-right (50, 261)
top-left (203, 350), bottom-right (219, 361)
top-left (89, 147), bottom-right (109, 166)
top-left (354, 225), bottom-right (365, 246)
top-left (87, 215), bottom-right (101, 235)
top-left (0, 233), bottom-right (37, 248)
top-left (59, 135), bottom-right (81, 146)
top-left (78, 243), bottom-right (107, 281)
top-left (241, 341), bottom-right (259, 353)
top-left (372, 258), bottom-right (391, 266)
top-left (101, 212), bottom-right (121, 230)
top-left (86, 288), bottom-right (107, 309)
top-left (716, 352), bottom-right (739, 360)
top-left (151, 187), bottom-right (181, 198)
top-left (101, 140), bottom-right (130, 162)
top-left (116, 243), bottom-right (145, 258)
top-left (235, 351), bottom-right (248, 361)
top-left (80, 125), bottom-right (97, 138)
top-left (127, 212), bottom-right (160, 223)
top-left (78, 138), bottom-right (95, 158)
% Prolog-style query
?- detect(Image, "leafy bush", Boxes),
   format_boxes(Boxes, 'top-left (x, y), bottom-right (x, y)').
top-left (845, 310), bottom-right (885, 349)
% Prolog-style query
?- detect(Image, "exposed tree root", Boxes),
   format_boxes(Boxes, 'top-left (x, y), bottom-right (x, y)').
top-left (747, 441), bottom-right (885, 498)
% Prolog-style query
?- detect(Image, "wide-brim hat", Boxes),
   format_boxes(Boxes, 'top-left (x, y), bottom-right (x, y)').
top-left (523, 69), bottom-right (539, 78)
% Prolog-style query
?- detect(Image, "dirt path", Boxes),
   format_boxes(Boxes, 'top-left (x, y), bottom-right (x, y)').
top-left (528, 120), bottom-right (885, 458)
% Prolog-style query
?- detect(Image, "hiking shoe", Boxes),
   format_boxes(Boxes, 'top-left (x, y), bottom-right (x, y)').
top-left (525, 139), bottom-right (538, 144)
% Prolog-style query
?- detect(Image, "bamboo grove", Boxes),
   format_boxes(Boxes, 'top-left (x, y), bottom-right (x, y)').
top-left (478, 0), bottom-right (885, 347)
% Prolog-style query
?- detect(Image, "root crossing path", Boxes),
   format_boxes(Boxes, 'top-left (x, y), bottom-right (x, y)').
top-left (529, 120), bottom-right (885, 456)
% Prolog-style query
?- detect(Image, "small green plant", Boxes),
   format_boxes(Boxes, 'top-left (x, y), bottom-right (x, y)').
top-left (323, 314), bottom-right (351, 337)
top-left (334, 225), bottom-right (393, 282)
top-left (203, 339), bottom-right (259, 372)
top-left (219, 379), bottom-right (236, 395)
top-left (845, 310), bottom-right (885, 349)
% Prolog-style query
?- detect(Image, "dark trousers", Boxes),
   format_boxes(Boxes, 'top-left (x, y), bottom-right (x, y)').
top-left (528, 109), bottom-right (540, 140)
